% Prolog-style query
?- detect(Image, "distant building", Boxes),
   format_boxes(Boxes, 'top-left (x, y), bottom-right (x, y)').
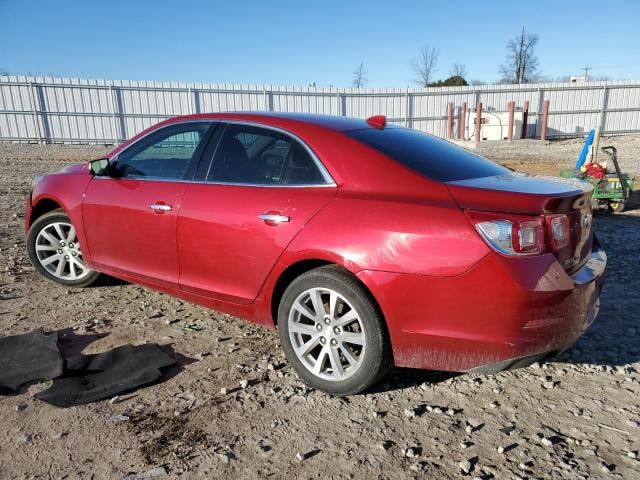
top-left (570, 75), bottom-right (589, 83)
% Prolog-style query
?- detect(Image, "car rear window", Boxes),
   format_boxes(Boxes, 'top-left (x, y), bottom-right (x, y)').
top-left (345, 127), bottom-right (510, 182)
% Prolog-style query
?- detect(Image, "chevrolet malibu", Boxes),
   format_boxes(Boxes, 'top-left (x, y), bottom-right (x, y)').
top-left (25, 112), bottom-right (606, 395)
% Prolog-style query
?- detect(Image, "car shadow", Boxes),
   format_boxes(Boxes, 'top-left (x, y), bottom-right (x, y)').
top-left (371, 368), bottom-right (460, 394)
top-left (88, 274), bottom-right (128, 288)
top-left (156, 343), bottom-right (198, 383)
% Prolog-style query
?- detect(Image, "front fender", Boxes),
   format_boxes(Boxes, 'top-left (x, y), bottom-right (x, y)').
top-left (29, 170), bottom-right (94, 264)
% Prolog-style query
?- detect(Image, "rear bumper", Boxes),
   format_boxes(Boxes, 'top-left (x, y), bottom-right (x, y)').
top-left (358, 236), bottom-right (606, 372)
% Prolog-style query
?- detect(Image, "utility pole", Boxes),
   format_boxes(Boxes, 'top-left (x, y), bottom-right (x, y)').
top-left (582, 65), bottom-right (591, 81)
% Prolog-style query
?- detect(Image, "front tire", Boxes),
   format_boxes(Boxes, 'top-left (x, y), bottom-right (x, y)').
top-left (278, 266), bottom-right (391, 395)
top-left (27, 210), bottom-right (100, 288)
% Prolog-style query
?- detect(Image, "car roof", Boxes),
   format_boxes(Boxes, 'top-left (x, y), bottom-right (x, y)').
top-left (168, 112), bottom-right (373, 132)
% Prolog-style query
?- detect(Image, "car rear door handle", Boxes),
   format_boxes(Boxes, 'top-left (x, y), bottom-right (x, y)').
top-left (149, 204), bottom-right (172, 212)
top-left (258, 213), bottom-right (289, 225)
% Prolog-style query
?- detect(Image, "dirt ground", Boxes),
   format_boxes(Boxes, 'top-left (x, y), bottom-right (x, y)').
top-left (0, 138), bottom-right (639, 480)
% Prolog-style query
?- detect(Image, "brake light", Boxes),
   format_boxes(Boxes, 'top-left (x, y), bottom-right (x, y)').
top-left (512, 220), bottom-right (544, 254)
top-left (466, 211), bottom-right (545, 256)
top-left (366, 115), bottom-right (387, 129)
top-left (546, 214), bottom-right (570, 250)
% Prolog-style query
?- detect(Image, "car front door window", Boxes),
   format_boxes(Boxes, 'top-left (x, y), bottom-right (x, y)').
top-left (115, 123), bottom-right (211, 180)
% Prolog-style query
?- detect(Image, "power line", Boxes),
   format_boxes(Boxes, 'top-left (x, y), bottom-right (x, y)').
top-left (582, 65), bottom-right (591, 81)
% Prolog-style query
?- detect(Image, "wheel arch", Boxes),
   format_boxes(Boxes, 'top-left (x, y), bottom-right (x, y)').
top-left (29, 197), bottom-right (64, 227)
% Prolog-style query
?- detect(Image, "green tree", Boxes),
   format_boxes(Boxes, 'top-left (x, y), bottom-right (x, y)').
top-left (428, 75), bottom-right (468, 87)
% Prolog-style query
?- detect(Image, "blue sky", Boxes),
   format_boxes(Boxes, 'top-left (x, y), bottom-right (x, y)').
top-left (1, 0), bottom-right (639, 87)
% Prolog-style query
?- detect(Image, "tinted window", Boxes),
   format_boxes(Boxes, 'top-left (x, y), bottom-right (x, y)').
top-left (208, 124), bottom-right (327, 185)
top-left (345, 127), bottom-right (509, 182)
top-left (281, 142), bottom-right (326, 185)
top-left (115, 122), bottom-right (210, 179)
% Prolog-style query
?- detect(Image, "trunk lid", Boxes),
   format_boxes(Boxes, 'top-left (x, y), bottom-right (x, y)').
top-left (447, 173), bottom-right (594, 273)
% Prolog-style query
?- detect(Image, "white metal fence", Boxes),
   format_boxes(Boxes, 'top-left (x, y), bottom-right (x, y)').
top-left (1, 75), bottom-right (639, 144)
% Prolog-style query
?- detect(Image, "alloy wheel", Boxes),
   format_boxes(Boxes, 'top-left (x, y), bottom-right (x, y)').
top-left (288, 287), bottom-right (366, 381)
top-left (34, 222), bottom-right (91, 281)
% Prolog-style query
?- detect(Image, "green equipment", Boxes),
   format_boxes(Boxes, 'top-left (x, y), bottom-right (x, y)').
top-left (560, 146), bottom-right (633, 213)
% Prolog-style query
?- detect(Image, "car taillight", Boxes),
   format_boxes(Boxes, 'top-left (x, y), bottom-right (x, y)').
top-left (546, 214), bottom-right (570, 250)
top-left (466, 211), bottom-right (549, 257)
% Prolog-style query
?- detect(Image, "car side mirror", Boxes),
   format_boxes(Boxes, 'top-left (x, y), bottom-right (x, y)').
top-left (89, 158), bottom-right (111, 176)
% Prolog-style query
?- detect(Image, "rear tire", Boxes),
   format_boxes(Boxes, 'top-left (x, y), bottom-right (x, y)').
top-left (27, 210), bottom-right (100, 288)
top-left (277, 266), bottom-right (391, 396)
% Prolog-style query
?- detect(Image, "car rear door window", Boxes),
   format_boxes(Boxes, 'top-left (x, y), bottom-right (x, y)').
top-left (345, 127), bottom-right (510, 182)
top-left (115, 122), bottom-right (211, 180)
top-left (207, 123), bottom-right (328, 185)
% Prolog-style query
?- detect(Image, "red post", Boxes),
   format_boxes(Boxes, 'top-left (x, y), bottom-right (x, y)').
top-left (447, 102), bottom-right (454, 139)
top-left (507, 101), bottom-right (515, 142)
top-left (475, 102), bottom-right (482, 143)
top-left (521, 100), bottom-right (529, 138)
top-left (540, 100), bottom-right (550, 142)
top-left (460, 102), bottom-right (467, 140)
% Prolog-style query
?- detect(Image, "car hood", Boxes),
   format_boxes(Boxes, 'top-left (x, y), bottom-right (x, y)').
top-left (446, 173), bottom-right (593, 214)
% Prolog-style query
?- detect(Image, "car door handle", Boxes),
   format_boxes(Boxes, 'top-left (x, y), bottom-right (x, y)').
top-left (258, 213), bottom-right (289, 224)
top-left (149, 204), bottom-right (172, 212)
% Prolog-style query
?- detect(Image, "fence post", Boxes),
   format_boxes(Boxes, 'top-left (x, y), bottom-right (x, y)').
top-left (475, 102), bottom-right (482, 143)
top-left (28, 81), bottom-right (44, 144)
top-left (337, 92), bottom-right (346, 116)
top-left (447, 102), bottom-right (454, 139)
top-left (404, 89), bottom-right (409, 127)
top-left (109, 84), bottom-right (122, 144)
top-left (188, 87), bottom-right (194, 114)
top-left (593, 85), bottom-right (609, 162)
top-left (191, 87), bottom-right (200, 114)
top-left (459, 102), bottom-right (467, 140)
top-left (540, 100), bottom-right (550, 142)
top-left (598, 85), bottom-right (609, 133)
top-left (507, 101), bottom-right (515, 142)
top-left (263, 88), bottom-right (273, 111)
top-left (406, 91), bottom-right (414, 129)
top-left (535, 88), bottom-right (544, 138)
top-left (521, 100), bottom-right (529, 138)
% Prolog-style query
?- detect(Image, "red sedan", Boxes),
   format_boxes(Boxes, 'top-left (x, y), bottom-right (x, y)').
top-left (25, 113), bottom-right (606, 395)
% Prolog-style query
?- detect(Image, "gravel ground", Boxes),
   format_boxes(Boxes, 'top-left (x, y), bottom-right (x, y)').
top-left (0, 139), bottom-right (639, 479)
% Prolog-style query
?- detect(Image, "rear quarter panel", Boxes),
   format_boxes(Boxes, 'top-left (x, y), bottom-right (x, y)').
top-left (279, 193), bottom-right (490, 277)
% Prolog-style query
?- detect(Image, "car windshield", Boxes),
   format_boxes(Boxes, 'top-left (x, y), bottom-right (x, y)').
top-left (345, 127), bottom-right (510, 182)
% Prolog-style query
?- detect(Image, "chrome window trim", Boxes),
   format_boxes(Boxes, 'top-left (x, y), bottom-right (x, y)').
top-left (93, 175), bottom-right (336, 189)
top-left (104, 118), bottom-right (337, 188)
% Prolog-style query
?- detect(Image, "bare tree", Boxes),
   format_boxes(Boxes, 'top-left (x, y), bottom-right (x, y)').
top-left (352, 62), bottom-right (368, 88)
top-left (450, 63), bottom-right (468, 79)
top-left (411, 46), bottom-right (439, 87)
top-left (499, 25), bottom-right (540, 84)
